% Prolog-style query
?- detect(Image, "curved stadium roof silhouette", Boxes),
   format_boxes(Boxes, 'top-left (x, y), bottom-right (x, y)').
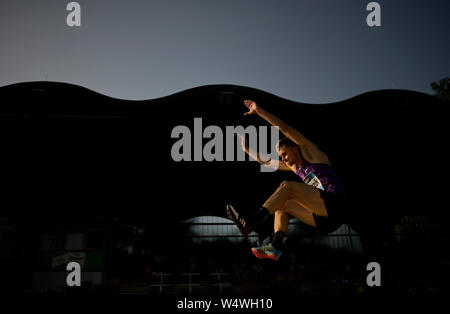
top-left (0, 81), bottom-right (448, 236)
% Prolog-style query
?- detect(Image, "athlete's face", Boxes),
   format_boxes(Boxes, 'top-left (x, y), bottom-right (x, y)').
top-left (278, 145), bottom-right (301, 167)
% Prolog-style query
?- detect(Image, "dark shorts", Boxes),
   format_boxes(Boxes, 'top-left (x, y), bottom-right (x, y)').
top-left (313, 191), bottom-right (349, 234)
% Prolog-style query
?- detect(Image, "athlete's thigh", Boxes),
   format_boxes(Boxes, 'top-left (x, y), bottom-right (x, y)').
top-left (284, 181), bottom-right (328, 217)
top-left (282, 200), bottom-right (317, 228)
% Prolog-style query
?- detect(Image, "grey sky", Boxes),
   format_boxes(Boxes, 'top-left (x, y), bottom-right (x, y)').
top-left (1, 0), bottom-right (449, 103)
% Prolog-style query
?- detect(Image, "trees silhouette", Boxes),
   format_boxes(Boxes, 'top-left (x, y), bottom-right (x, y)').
top-left (431, 77), bottom-right (450, 101)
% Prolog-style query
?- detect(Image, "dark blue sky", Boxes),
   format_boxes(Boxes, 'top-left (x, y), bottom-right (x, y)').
top-left (1, 0), bottom-right (449, 103)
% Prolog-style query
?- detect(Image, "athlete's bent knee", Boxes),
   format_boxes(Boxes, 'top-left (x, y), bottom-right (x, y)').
top-left (275, 206), bottom-right (288, 214)
top-left (279, 180), bottom-right (296, 191)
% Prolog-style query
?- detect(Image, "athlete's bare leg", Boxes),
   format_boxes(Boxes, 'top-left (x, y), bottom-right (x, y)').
top-left (274, 200), bottom-right (317, 233)
top-left (226, 181), bottom-right (326, 239)
top-left (249, 199), bottom-right (318, 260)
top-left (264, 181), bottom-right (328, 217)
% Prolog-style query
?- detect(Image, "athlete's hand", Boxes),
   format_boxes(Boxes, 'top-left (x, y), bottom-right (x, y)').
top-left (243, 100), bottom-right (260, 116)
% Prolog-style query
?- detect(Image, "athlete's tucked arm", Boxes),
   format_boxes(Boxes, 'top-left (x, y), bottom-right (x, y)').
top-left (237, 134), bottom-right (291, 171)
top-left (243, 99), bottom-right (330, 164)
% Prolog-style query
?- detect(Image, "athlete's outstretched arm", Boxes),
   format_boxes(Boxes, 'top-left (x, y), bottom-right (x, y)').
top-left (237, 134), bottom-right (290, 171)
top-left (243, 100), bottom-right (329, 163)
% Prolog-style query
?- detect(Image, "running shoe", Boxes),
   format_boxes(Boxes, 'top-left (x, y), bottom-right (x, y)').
top-left (251, 243), bottom-right (282, 261)
top-left (225, 204), bottom-right (251, 236)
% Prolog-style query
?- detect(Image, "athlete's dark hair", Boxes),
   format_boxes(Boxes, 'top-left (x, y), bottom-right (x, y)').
top-left (276, 137), bottom-right (299, 151)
